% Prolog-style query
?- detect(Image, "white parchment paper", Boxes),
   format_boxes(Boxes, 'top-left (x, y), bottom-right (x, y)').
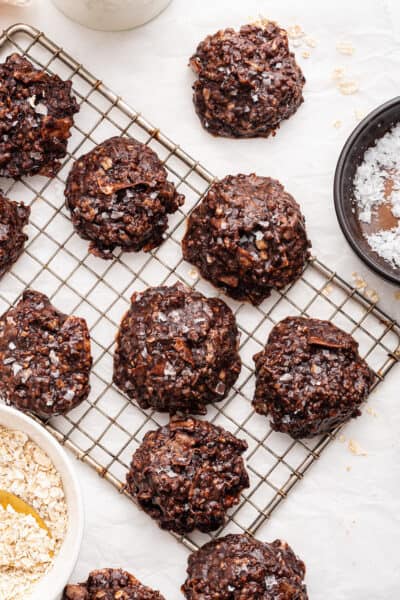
top-left (0, 1), bottom-right (399, 598)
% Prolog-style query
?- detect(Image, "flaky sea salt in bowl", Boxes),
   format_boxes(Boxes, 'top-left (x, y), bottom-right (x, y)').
top-left (334, 97), bottom-right (400, 286)
top-left (0, 404), bottom-right (84, 600)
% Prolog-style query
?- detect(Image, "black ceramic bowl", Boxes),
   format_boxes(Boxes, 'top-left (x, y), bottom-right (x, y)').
top-left (334, 97), bottom-right (400, 286)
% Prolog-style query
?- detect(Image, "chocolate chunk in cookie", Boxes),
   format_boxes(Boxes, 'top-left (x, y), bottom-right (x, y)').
top-left (113, 283), bottom-right (241, 415)
top-left (65, 136), bottom-right (184, 259)
top-left (190, 23), bottom-right (305, 138)
top-left (126, 417), bottom-right (249, 534)
top-left (0, 290), bottom-right (92, 417)
top-left (63, 568), bottom-right (165, 600)
top-left (0, 53), bottom-right (79, 179)
top-left (253, 316), bottom-right (375, 438)
top-left (0, 191), bottom-right (30, 278)
top-left (182, 174), bottom-right (311, 305)
top-left (182, 533), bottom-right (308, 599)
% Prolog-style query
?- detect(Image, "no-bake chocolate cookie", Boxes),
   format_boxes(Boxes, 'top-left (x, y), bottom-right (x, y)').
top-left (113, 283), bottom-right (241, 414)
top-left (182, 174), bottom-right (311, 305)
top-left (0, 290), bottom-right (92, 417)
top-left (0, 53), bottom-right (79, 179)
top-left (253, 316), bottom-right (375, 438)
top-left (0, 191), bottom-right (30, 278)
top-left (63, 568), bottom-right (165, 600)
top-left (65, 136), bottom-right (184, 259)
top-left (182, 533), bottom-right (308, 599)
top-left (189, 22), bottom-right (305, 138)
top-left (126, 417), bottom-right (249, 534)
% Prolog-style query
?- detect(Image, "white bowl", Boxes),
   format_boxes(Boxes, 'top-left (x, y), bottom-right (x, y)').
top-left (0, 405), bottom-right (84, 600)
top-left (51, 0), bottom-right (172, 32)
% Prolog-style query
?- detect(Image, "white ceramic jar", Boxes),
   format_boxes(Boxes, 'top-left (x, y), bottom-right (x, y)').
top-left (51, 0), bottom-right (172, 31)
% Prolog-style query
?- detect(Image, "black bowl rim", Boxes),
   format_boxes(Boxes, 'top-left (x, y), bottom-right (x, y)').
top-left (333, 96), bottom-right (400, 286)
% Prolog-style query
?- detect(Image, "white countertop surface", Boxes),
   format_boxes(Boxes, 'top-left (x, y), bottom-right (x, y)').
top-left (1, 1), bottom-right (400, 598)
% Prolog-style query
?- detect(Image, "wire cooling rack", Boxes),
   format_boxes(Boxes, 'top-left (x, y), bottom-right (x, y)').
top-left (0, 23), bottom-right (399, 553)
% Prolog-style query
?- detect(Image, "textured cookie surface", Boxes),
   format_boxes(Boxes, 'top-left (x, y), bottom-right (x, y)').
top-left (113, 282), bottom-right (241, 414)
top-left (0, 290), bottom-right (92, 417)
top-left (126, 417), bottom-right (249, 534)
top-left (253, 316), bottom-right (375, 438)
top-left (0, 53), bottom-right (79, 178)
top-left (182, 533), bottom-right (308, 599)
top-left (65, 136), bottom-right (184, 258)
top-left (190, 23), bottom-right (305, 138)
top-left (0, 191), bottom-right (30, 278)
top-left (182, 174), bottom-right (311, 304)
top-left (63, 568), bottom-right (165, 600)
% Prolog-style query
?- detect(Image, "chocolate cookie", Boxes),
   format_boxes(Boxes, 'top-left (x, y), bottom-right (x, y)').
top-left (113, 283), bottom-right (241, 414)
top-left (0, 53), bottom-right (79, 179)
top-left (253, 316), bottom-right (375, 438)
top-left (189, 23), bottom-right (305, 138)
top-left (126, 417), bottom-right (249, 534)
top-left (182, 533), bottom-right (308, 599)
top-left (0, 191), bottom-right (30, 278)
top-left (63, 568), bottom-right (165, 600)
top-left (0, 290), bottom-right (92, 417)
top-left (65, 136), bottom-right (184, 259)
top-left (182, 174), bottom-right (311, 305)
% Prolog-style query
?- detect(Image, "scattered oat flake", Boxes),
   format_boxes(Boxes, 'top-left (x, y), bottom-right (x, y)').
top-left (333, 120), bottom-right (342, 129)
top-left (287, 24), bottom-right (305, 39)
top-left (365, 288), bottom-right (380, 303)
top-left (189, 268), bottom-right (198, 279)
top-left (395, 291), bottom-right (400, 300)
top-left (366, 406), bottom-right (378, 417)
top-left (338, 80), bottom-right (359, 95)
top-left (332, 67), bottom-right (345, 81)
top-left (251, 16), bottom-right (270, 29)
top-left (322, 283), bottom-right (334, 295)
top-left (332, 66), bottom-right (359, 95)
top-left (346, 466), bottom-right (352, 472)
top-left (337, 40), bottom-right (355, 55)
top-left (348, 439), bottom-right (367, 456)
top-left (302, 50), bottom-right (310, 59)
top-left (352, 272), bottom-right (367, 291)
top-left (338, 434), bottom-right (346, 443)
top-left (355, 109), bottom-right (366, 121)
top-left (305, 36), bottom-right (317, 48)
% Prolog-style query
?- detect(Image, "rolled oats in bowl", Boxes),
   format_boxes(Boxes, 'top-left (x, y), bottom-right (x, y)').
top-left (0, 425), bottom-right (68, 600)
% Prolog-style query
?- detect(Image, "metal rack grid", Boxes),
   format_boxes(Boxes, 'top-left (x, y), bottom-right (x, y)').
top-left (0, 23), bottom-right (399, 553)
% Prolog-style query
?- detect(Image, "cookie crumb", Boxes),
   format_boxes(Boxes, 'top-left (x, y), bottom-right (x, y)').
top-left (338, 434), bottom-right (346, 443)
top-left (355, 109), bottom-right (366, 121)
top-left (333, 120), bottom-right (342, 129)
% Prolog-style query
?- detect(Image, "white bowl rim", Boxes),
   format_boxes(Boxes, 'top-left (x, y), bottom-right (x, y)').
top-left (0, 404), bottom-right (84, 600)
